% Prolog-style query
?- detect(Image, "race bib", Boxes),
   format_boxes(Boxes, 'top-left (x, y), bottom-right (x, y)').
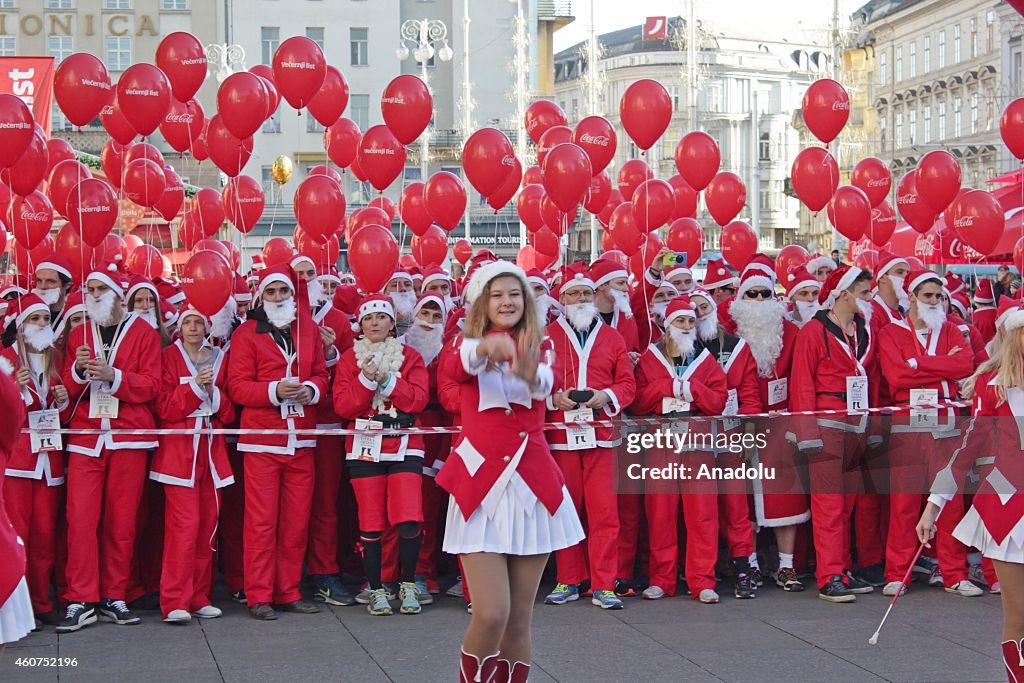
top-left (351, 418), bottom-right (383, 462)
top-left (563, 407), bottom-right (596, 450)
top-left (662, 397), bottom-right (691, 415)
top-left (28, 409), bottom-right (61, 452)
top-left (909, 388), bottom-right (939, 429)
top-left (846, 375), bottom-right (869, 413)
top-left (722, 388), bottom-right (741, 431)
top-left (279, 377), bottom-right (304, 419)
top-left (768, 378), bottom-right (788, 406)
top-left (89, 390), bottom-right (119, 419)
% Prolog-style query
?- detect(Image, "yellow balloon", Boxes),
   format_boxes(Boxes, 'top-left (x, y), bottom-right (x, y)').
top-left (272, 155), bottom-right (293, 186)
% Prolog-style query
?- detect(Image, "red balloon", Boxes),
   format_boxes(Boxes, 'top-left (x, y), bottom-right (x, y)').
top-left (53, 52), bottom-right (112, 127)
top-left (192, 188), bottom-right (226, 236)
top-left (906, 256), bottom-right (925, 270)
top-left (296, 226), bottom-right (339, 267)
top-left (412, 225), bottom-right (448, 268)
top-left (516, 184), bottom-right (546, 233)
top-left (54, 223), bottom-right (94, 282)
top-left (628, 234), bottom-right (667, 284)
top-left (617, 159), bottom-right (653, 201)
top-left (156, 32), bottom-right (208, 103)
top-left (572, 116), bottom-right (617, 175)
top-left (453, 238), bottom-right (473, 264)
top-left (854, 249), bottom-right (879, 272)
top-left (153, 168), bottom-right (185, 222)
top-left (720, 220), bottom-right (757, 270)
top-left (122, 158), bottom-right (166, 208)
top-left (487, 157), bottom-right (522, 211)
top-left (790, 146), bottom-right (838, 212)
top-left (1001, 98), bottom-right (1024, 160)
top-left (46, 138), bottom-right (76, 174)
top-left (3, 129), bottom-right (48, 197)
top-left (127, 245), bottom-right (163, 278)
top-left (399, 182), bottom-right (433, 236)
top-left (0, 229), bottom-right (6, 258)
top-left (666, 175), bottom-right (698, 220)
top-left (222, 174), bottom-right (264, 233)
top-left (947, 189), bottom-right (1005, 255)
top-left (272, 36), bottom-right (326, 109)
top-left (826, 185), bottom-right (871, 241)
top-left (801, 79), bottom-right (850, 144)
top-left (851, 157), bottom-right (892, 208)
top-left (619, 79), bottom-right (672, 151)
top-left (665, 218), bottom-right (704, 266)
top-left (220, 240), bottom-right (240, 271)
top-left (262, 237), bottom-right (295, 267)
top-left (349, 224), bottom-right (399, 293)
top-left (48, 160), bottom-right (90, 219)
top-left (1015, 237), bottom-right (1024, 276)
top-left (705, 172), bottom-right (747, 227)
top-left (424, 171), bottom-right (467, 231)
top-left (597, 188), bottom-right (624, 229)
top-left (631, 179), bottom-right (674, 232)
top-left (357, 125), bottom-right (406, 191)
top-left (217, 71), bottom-right (267, 140)
top-left (583, 171), bottom-right (612, 215)
top-left (522, 165), bottom-right (543, 187)
top-left (399, 254), bottom-right (417, 269)
top-left (0, 94), bottom-right (34, 168)
top-left (540, 194), bottom-right (578, 236)
top-left (249, 64), bottom-right (280, 114)
top-left (117, 63), bottom-right (172, 136)
top-left (896, 171), bottom-right (936, 234)
top-left (867, 200), bottom-right (897, 246)
top-left (12, 236), bottom-right (54, 274)
top-left (100, 95), bottom-right (136, 145)
top-left (542, 143), bottom-right (592, 212)
top-left (516, 244), bottom-right (556, 271)
top-left (308, 66), bottom-right (349, 128)
top-left (177, 211), bottom-right (204, 250)
top-left (294, 175), bottom-right (345, 242)
top-left (529, 225), bottom-right (560, 258)
top-left (324, 117), bottom-right (361, 169)
top-left (182, 250), bottom-right (232, 316)
top-left (381, 74), bottom-right (431, 145)
top-left (99, 140), bottom-right (126, 189)
top-left (607, 202), bottom-right (644, 256)
top-left (463, 127), bottom-right (516, 197)
top-left (675, 132), bottom-right (720, 191)
top-left (190, 125), bottom-right (209, 161)
top-left (307, 164), bottom-right (342, 186)
top-left (11, 191), bottom-right (53, 248)
top-left (94, 233), bottom-right (127, 265)
top-left (192, 238), bottom-right (231, 264)
top-left (524, 100), bottom-right (567, 144)
top-left (774, 245), bottom-right (809, 283)
top-left (67, 180), bottom-right (116, 247)
top-left (537, 125), bottom-right (572, 169)
top-left (348, 207), bottom-right (391, 241)
top-left (124, 234), bottom-right (144, 252)
top-left (125, 142), bottom-right (165, 167)
top-left (916, 150), bottom-right (962, 214)
top-left (160, 97), bottom-right (205, 153)
top-left (206, 114), bottom-right (253, 177)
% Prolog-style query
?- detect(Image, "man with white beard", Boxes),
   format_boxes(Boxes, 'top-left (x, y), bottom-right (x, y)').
top-left (384, 272), bottom-right (417, 336)
top-left (783, 266), bottom-right (821, 328)
top-left (590, 258), bottom-right (640, 355)
top-left (420, 267), bottom-right (456, 315)
top-left (542, 272), bottom-right (636, 609)
top-left (527, 269), bottom-right (559, 323)
top-left (58, 264), bottom-right (162, 632)
top-left (870, 251), bottom-right (910, 336)
top-left (33, 254), bottom-right (74, 324)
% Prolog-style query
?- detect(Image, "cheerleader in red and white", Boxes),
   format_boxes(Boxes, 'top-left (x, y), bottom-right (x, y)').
top-left (333, 295), bottom-right (430, 617)
top-left (0, 360), bottom-right (32, 645)
top-left (918, 311), bottom-right (1024, 682)
top-left (437, 262), bottom-right (583, 683)
top-left (151, 304), bottom-right (235, 624)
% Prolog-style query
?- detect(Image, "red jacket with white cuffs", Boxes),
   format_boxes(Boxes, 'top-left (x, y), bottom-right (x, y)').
top-left (313, 301), bottom-right (354, 429)
top-left (0, 364), bottom-right (27, 609)
top-left (545, 317), bottom-right (636, 449)
top-left (631, 343), bottom-right (729, 438)
top-left (1, 347), bottom-right (68, 485)
top-left (150, 341), bottom-right (235, 488)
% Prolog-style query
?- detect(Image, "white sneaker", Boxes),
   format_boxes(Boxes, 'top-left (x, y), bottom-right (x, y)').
top-left (882, 581), bottom-right (907, 597)
top-left (163, 609), bottom-right (191, 624)
top-left (698, 589), bottom-right (719, 604)
top-left (928, 565), bottom-right (944, 587)
top-left (641, 585), bottom-right (666, 600)
top-left (192, 605), bottom-right (222, 619)
top-left (446, 578), bottom-right (465, 598)
top-left (945, 580), bottom-right (983, 597)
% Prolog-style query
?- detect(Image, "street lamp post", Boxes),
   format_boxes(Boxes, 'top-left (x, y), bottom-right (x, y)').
top-left (397, 19), bottom-right (453, 181)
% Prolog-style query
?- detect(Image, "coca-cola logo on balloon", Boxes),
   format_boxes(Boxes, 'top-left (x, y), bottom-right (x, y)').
top-left (896, 194), bottom-right (916, 205)
top-left (501, 155), bottom-right (516, 166)
top-left (165, 112), bottom-right (194, 123)
top-left (952, 216), bottom-right (974, 229)
top-left (832, 101), bottom-right (850, 111)
top-left (578, 133), bottom-right (610, 146)
top-left (100, 104), bottom-right (114, 115)
top-left (866, 178), bottom-right (888, 187)
top-left (19, 209), bottom-right (49, 220)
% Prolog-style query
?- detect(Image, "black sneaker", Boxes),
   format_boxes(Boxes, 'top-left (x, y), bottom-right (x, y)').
top-left (614, 579), bottom-right (637, 598)
top-left (55, 602), bottom-right (98, 633)
top-left (749, 567), bottom-right (764, 589)
top-left (313, 574), bottom-right (357, 606)
top-left (854, 563), bottom-right (886, 588)
top-left (775, 567), bottom-right (805, 592)
top-left (818, 575), bottom-right (856, 603)
top-left (230, 590), bottom-right (247, 604)
top-left (843, 570), bottom-right (875, 594)
top-left (98, 598), bottom-right (141, 625)
top-left (734, 573), bottom-right (756, 599)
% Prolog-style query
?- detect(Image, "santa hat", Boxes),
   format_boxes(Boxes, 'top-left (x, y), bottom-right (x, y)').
top-left (1003, 303), bottom-right (1024, 332)
top-left (874, 250), bottom-right (908, 280)
top-left (806, 252), bottom-right (835, 274)
top-left (54, 291), bottom-right (86, 338)
top-left (333, 284), bottom-right (362, 317)
top-left (703, 258), bottom-right (737, 290)
top-left (974, 278), bottom-right (994, 305)
top-left (664, 265), bottom-right (693, 282)
top-left (34, 253), bottom-right (73, 282)
top-left (819, 265), bottom-right (863, 306)
top-left (155, 277), bottom-right (185, 305)
top-left (525, 269), bottom-right (550, 292)
top-left (944, 271), bottom-right (966, 295)
top-left (234, 273), bottom-right (252, 302)
top-left (161, 300), bottom-right (179, 327)
top-left (736, 270), bottom-right (774, 299)
top-left (86, 262), bottom-right (126, 298)
top-left (470, 249), bottom-right (498, 266)
top-left (409, 267), bottom-right (424, 284)
top-left (316, 264), bottom-right (342, 285)
top-left (654, 281), bottom-right (680, 299)
top-left (996, 296), bottom-right (1022, 331)
top-left (246, 273), bottom-right (259, 287)
top-left (741, 253), bottom-right (776, 282)
top-left (420, 266), bottom-right (451, 291)
top-left (388, 271), bottom-right (414, 286)
top-left (413, 293), bottom-right (447, 324)
top-left (5, 292), bottom-right (48, 330)
top-left (555, 270), bottom-right (596, 298)
top-left (290, 254), bottom-right (315, 271)
top-left (589, 258), bottom-right (628, 289)
top-left (664, 295), bottom-right (697, 326)
top-left (256, 264), bottom-right (295, 299)
top-left (904, 269), bottom-right (942, 297)
top-left (357, 294), bottom-right (395, 321)
top-left (784, 266), bottom-right (819, 300)
top-left (126, 275), bottom-right (159, 304)
top-left (950, 292), bottom-right (970, 318)
top-left (464, 261), bottom-right (528, 306)
top-left (176, 302), bottom-right (211, 332)
top-left (0, 283), bottom-right (28, 298)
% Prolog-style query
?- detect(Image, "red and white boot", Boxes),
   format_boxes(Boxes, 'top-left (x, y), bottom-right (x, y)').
top-left (1004, 640), bottom-right (1024, 683)
top-left (459, 649), bottom-right (498, 683)
top-left (495, 659), bottom-right (531, 682)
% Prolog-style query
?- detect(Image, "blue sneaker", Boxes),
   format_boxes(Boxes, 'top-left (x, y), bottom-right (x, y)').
top-left (543, 583), bottom-right (579, 605)
top-left (591, 590), bottom-right (624, 609)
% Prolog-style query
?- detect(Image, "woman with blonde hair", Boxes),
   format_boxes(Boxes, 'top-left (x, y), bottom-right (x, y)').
top-left (437, 261), bottom-right (584, 683)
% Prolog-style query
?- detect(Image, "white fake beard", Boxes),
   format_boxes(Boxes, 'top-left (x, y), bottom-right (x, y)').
top-left (86, 290), bottom-right (119, 326)
top-left (32, 287), bottom-right (60, 306)
top-left (668, 325), bottom-right (696, 358)
top-left (889, 275), bottom-right (911, 310)
top-left (731, 298), bottom-right (786, 378)
top-left (22, 323), bottom-right (55, 351)
top-left (136, 309), bottom-right (158, 329)
top-left (917, 303), bottom-right (947, 332)
top-left (265, 298), bottom-right (296, 329)
top-left (610, 288), bottom-right (633, 318)
top-left (443, 294), bottom-right (455, 313)
top-left (794, 300), bottom-right (820, 325)
top-left (565, 302), bottom-right (598, 332)
top-left (211, 298), bottom-right (236, 339)
top-left (856, 299), bottom-right (873, 325)
top-left (651, 301), bottom-right (668, 323)
top-left (536, 293), bottom-right (555, 321)
top-left (306, 278), bottom-right (324, 307)
top-left (404, 321), bottom-right (443, 366)
top-left (390, 290), bottom-right (416, 322)
top-left (695, 312), bottom-right (718, 341)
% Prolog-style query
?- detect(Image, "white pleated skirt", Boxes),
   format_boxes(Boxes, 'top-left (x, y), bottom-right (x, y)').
top-left (0, 577), bottom-right (34, 644)
top-left (953, 505), bottom-right (1024, 564)
top-left (443, 473), bottom-right (585, 556)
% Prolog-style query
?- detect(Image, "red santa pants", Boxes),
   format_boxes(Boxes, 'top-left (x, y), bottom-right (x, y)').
top-left (415, 475), bottom-right (445, 579)
top-left (616, 492), bottom-right (645, 579)
top-left (3, 475), bottom-right (60, 613)
top-left (160, 446), bottom-right (220, 616)
top-left (645, 450), bottom-right (718, 597)
top-left (218, 442), bottom-right (245, 594)
top-left (553, 447), bottom-right (620, 590)
top-left (243, 449), bottom-right (314, 605)
top-left (349, 471), bottom-right (424, 530)
top-left (65, 449), bottom-right (147, 602)
top-left (716, 448), bottom-right (754, 560)
top-left (807, 429), bottom-right (864, 590)
top-left (306, 434), bottom-right (343, 576)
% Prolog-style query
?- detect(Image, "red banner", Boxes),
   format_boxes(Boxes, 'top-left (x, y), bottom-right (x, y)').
top-left (644, 17), bottom-right (668, 40)
top-left (0, 57), bottom-right (55, 138)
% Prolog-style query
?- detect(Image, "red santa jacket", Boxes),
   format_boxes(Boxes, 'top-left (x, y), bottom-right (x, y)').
top-left (226, 312), bottom-right (329, 456)
top-left (2, 347), bottom-right (68, 485)
top-left (745, 318), bottom-right (799, 412)
top-left (630, 267), bottom-right (664, 351)
top-left (63, 315), bottom-right (162, 456)
top-left (0, 364), bottom-right (27, 607)
top-left (973, 306), bottom-right (997, 344)
top-left (332, 339), bottom-right (429, 462)
top-left (150, 341), bottom-right (235, 488)
top-left (717, 296), bottom-right (737, 335)
top-left (947, 312), bottom-right (987, 366)
top-left (601, 308), bottom-right (640, 354)
top-left (435, 333), bottom-right (566, 519)
top-left (398, 341), bottom-right (449, 474)
top-left (313, 301), bottom-right (355, 429)
top-left (870, 295), bottom-right (904, 406)
top-left (545, 317), bottom-right (636, 449)
top-left (699, 333), bottom-right (761, 416)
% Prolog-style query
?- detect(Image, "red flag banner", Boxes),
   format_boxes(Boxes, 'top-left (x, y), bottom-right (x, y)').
top-left (644, 17), bottom-right (668, 40)
top-left (0, 57), bottom-right (56, 138)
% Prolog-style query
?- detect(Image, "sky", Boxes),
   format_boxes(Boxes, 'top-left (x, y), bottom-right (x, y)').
top-left (553, 0), bottom-right (869, 53)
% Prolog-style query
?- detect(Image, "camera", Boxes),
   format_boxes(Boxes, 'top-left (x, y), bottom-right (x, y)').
top-left (662, 252), bottom-right (687, 267)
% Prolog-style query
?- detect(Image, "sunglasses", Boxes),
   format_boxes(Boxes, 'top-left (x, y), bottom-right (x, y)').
top-left (744, 289), bottom-right (774, 299)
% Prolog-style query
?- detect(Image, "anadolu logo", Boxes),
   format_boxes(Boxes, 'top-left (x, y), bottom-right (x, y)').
top-left (281, 61), bottom-right (316, 70)
top-left (831, 101), bottom-right (850, 111)
top-left (81, 79), bottom-right (111, 89)
top-left (865, 178), bottom-right (888, 187)
top-left (124, 88), bottom-right (159, 97)
top-left (381, 96), bottom-right (405, 104)
top-left (579, 133), bottom-right (610, 146)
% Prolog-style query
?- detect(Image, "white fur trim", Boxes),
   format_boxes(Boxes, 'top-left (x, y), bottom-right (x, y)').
top-left (0, 356), bottom-right (13, 376)
top-left (907, 271), bottom-right (941, 295)
top-left (1004, 309), bottom-right (1024, 332)
top-left (35, 260), bottom-right (72, 281)
top-left (358, 298), bottom-right (395, 321)
top-left (876, 256), bottom-right (908, 279)
top-left (527, 275), bottom-right (549, 292)
top-left (126, 280), bottom-right (159, 303)
top-left (806, 255), bottom-right (835, 273)
top-left (736, 274), bottom-right (774, 299)
top-left (464, 262), bottom-right (528, 306)
top-left (828, 267), bottom-right (862, 302)
top-left (86, 271), bottom-right (124, 297)
top-left (421, 272), bottom-right (450, 290)
top-left (257, 273), bottom-right (294, 298)
top-left (593, 267), bottom-right (628, 289)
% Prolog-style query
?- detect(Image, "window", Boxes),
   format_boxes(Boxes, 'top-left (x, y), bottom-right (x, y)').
top-left (46, 0), bottom-right (72, 8)
top-left (954, 96), bottom-right (962, 136)
top-left (306, 110), bottom-right (324, 133)
top-left (103, 0), bottom-right (130, 8)
top-left (105, 36), bottom-right (131, 72)
top-left (896, 111), bottom-right (903, 148)
top-left (879, 116), bottom-right (887, 148)
top-left (349, 94), bottom-right (369, 130)
top-left (879, 50), bottom-right (887, 86)
top-left (909, 109), bottom-right (917, 144)
top-left (261, 166), bottom-right (276, 196)
top-left (971, 93), bottom-right (979, 134)
top-left (0, 37), bottom-right (13, 56)
top-left (759, 132), bottom-right (770, 161)
top-left (939, 30), bottom-right (946, 69)
top-left (305, 27), bottom-right (324, 50)
top-left (47, 36), bottom-right (72, 64)
top-left (261, 27), bottom-right (279, 66)
top-left (0, 0), bottom-right (14, 7)
top-left (924, 36), bottom-right (931, 72)
top-left (161, 0), bottom-right (188, 8)
top-left (988, 11), bottom-right (996, 51)
top-left (938, 101), bottom-right (947, 139)
top-left (954, 25), bottom-right (961, 63)
top-left (669, 85), bottom-right (680, 110)
top-left (909, 41), bottom-right (916, 78)
top-left (350, 27), bottom-right (368, 66)
top-left (403, 167), bottom-right (423, 182)
top-left (571, 98), bottom-right (579, 120)
top-left (971, 18), bottom-right (978, 58)
top-left (896, 46), bottom-right (903, 81)
top-left (262, 108), bottom-right (280, 133)
top-left (1017, 51), bottom-right (1024, 91)
top-left (924, 107), bottom-right (931, 142)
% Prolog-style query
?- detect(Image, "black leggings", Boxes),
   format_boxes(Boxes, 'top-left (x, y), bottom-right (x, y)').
top-left (360, 521), bottom-right (422, 589)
